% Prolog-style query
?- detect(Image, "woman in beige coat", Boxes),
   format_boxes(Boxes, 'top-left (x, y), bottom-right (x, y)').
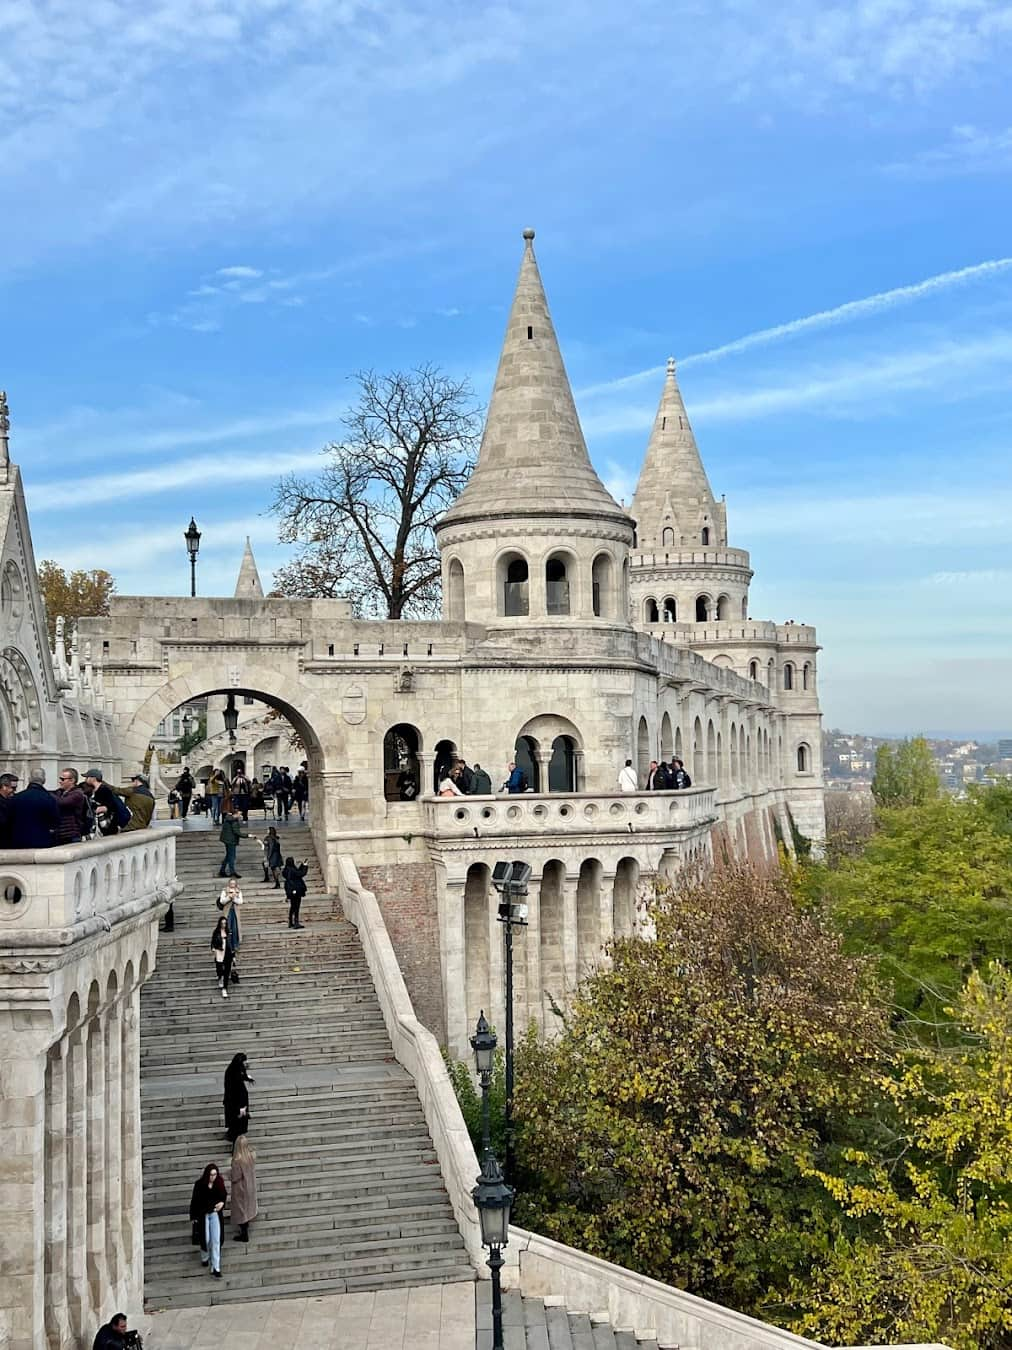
top-left (230, 1134), bottom-right (258, 1242)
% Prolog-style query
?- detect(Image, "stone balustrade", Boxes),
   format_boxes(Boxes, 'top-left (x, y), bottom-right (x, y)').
top-left (0, 825), bottom-right (179, 937)
top-left (0, 827), bottom-right (181, 1350)
top-left (422, 786), bottom-right (717, 839)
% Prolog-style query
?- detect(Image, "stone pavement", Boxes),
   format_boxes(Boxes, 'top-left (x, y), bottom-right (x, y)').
top-left (143, 1281), bottom-right (477, 1348)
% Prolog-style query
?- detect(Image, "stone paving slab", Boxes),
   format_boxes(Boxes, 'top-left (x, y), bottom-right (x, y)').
top-left (142, 1059), bottom-right (409, 1099)
top-left (143, 1280), bottom-right (477, 1348)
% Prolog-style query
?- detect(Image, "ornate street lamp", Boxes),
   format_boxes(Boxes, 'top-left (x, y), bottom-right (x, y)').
top-left (472, 1149), bottom-right (514, 1350)
top-left (470, 1010), bottom-right (497, 1160)
top-left (490, 860), bottom-right (531, 1182)
top-left (184, 517), bottom-right (201, 597)
top-left (223, 692), bottom-right (239, 745)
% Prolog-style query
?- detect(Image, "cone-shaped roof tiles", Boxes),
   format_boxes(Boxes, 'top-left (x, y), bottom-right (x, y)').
top-left (439, 231), bottom-right (629, 527)
top-left (234, 536), bottom-right (264, 599)
top-left (630, 358), bottom-right (717, 547)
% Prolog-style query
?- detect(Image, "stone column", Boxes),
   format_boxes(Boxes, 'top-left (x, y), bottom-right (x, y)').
top-left (417, 751), bottom-right (435, 796)
top-left (534, 750), bottom-right (551, 795)
top-left (104, 1000), bottom-right (125, 1298)
top-left (439, 875), bottom-right (468, 1060)
top-left (0, 1025), bottom-right (48, 1350)
top-left (86, 1015), bottom-right (109, 1314)
top-left (120, 988), bottom-right (144, 1293)
top-left (487, 895), bottom-right (506, 1040)
top-left (598, 871), bottom-right (616, 959)
top-left (523, 882), bottom-right (542, 1032)
top-left (572, 750), bottom-right (585, 791)
top-left (44, 1039), bottom-right (71, 1350)
top-left (65, 1022), bottom-right (92, 1344)
top-left (562, 874), bottom-right (579, 998)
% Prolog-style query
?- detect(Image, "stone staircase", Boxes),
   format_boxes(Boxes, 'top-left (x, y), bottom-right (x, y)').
top-left (141, 821), bottom-right (474, 1308)
top-left (482, 1289), bottom-right (669, 1349)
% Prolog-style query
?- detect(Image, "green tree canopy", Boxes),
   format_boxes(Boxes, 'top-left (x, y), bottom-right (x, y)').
top-left (872, 736), bottom-right (940, 807)
top-left (514, 864), bottom-right (890, 1312)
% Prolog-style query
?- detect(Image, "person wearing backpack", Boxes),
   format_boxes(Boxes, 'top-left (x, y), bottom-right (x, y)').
top-left (85, 769), bottom-right (131, 834)
top-left (116, 775), bottom-right (155, 830)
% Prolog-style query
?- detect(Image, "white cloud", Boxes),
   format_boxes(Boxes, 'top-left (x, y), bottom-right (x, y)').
top-left (885, 124), bottom-right (1012, 177)
top-left (216, 265), bottom-right (262, 279)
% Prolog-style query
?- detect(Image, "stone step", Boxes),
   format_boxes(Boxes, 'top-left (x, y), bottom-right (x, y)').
top-left (140, 828), bottom-right (473, 1310)
top-left (476, 1290), bottom-right (665, 1350)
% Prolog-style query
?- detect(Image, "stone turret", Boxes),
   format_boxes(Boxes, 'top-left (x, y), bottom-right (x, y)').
top-left (629, 360), bottom-right (752, 628)
top-left (235, 536), bottom-right (264, 599)
top-left (436, 230), bottom-right (634, 626)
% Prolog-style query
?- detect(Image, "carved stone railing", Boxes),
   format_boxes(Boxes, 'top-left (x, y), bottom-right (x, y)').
top-left (0, 826), bottom-right (180, 938)
top-left (421, 787), bottom-right (717, 840)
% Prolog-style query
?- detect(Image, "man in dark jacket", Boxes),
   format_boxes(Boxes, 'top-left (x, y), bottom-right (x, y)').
top-left (175, 768), bottom-right (194, 818)
top-left (10, 768), bottom-right (61, 848)
top-left (218, 811), bottom-right (244, 878)
top-left (84, 770), bottom-right (122, 834)
top-left (0, 772), bottom-right (18, 846)
top-left (93, 1313), bottom-right (132, 1349)
top-left (671, 759), bottom-right (692, 789)
top-left (55, 767), bottom-right (91, 843)
top-left (470, 763), bottom-right (493, 794)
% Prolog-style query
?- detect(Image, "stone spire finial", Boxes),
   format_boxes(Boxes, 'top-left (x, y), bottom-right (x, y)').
top-left (235, 536), bottom-right (264, 599)
top-left (438, 230), bottom-right (629, 529)
top-left (630, 358), bottom-right (719, 551)
top-left (0, 390), bottom-right (9, 477)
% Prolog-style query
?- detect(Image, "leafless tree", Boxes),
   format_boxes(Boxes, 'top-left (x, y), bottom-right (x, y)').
top-left (271, 366), bottom-right (481, 618)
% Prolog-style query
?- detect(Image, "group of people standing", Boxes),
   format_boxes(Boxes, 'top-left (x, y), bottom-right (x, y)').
top-left (174, 762), bottom-right (310, 824)
top-left (0, 766), bottom-right (154, 848)
top-left (433, 755), bottom-right (494, 797)
top-left (618, 757), bottom-right (693, 792)
top-left (188, 1053), bottom-right (258, 1278)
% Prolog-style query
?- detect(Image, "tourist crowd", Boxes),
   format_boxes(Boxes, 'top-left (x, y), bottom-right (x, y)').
top-left (425, 753), bottom-right (693, 797)
top-left (169, 762), bottom-right (309, 823)
top-left (0, 766), bottom-right (155, 848)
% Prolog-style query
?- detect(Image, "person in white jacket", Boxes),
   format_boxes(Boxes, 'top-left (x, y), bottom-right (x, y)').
top-left (617, 759), bottom-right (639, 792)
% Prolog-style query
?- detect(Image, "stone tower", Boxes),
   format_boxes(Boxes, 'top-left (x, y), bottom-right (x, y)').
top-left (629, 358), bottom-right (753, 627)
top-left (235, 535), bottom-right (264, 599)
top-left (436, 229), bottom-right (635, 627)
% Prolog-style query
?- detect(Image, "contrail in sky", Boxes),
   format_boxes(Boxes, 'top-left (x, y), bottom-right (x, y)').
top-left (578, 256), bottom-right (1012, 396)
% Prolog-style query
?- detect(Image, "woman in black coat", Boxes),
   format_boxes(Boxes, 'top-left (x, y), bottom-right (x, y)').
top-left (223, 1052), bottom-right (254, 1143)
top-left (189, 1161), bottom-right (227, 1277)
top-left (282, 857), bottom-right (309, 930)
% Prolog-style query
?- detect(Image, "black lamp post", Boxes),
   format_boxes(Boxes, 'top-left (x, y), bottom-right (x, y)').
top-left (472, 1148), bottom-right (514, 1350)
top-left (470, 1010), bottom-right (497, 1160)
top-left (223, 692), bottom-right (239, 746)
top-left (490, 860), bottom-right (531, 1183)
top-left (184, 517), bottom-right (201, 597)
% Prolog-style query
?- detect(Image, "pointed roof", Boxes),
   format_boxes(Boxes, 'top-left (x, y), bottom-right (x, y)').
top-left (630, 358), bottom-right (717, 548)
top-left (439, 230), bottom-right (630, 528)
top-left (235, 537), bottom-right (264, 598)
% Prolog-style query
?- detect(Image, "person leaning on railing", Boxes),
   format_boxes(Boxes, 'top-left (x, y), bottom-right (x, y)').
top-left (113, 774), bottom-right (155, 830)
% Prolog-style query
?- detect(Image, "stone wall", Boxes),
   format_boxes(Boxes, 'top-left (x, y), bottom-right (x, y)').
top-left (357, 859), bottom-right (446, 1045)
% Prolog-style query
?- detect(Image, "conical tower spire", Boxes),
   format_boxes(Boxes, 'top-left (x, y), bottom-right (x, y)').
top-left (439, 230), bottom-right (629, 527)
top-left (235, 537), bottom-right (264, 598)
top-left (630, 358), bottom-right (721, 550)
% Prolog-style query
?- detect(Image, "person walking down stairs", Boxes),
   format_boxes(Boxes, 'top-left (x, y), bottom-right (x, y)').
top-left (216, 880), bottom-right (243, 987)
top-left (223, 1053), bottom-right (254, 1144)
top-left (282, 856), bottom-right (308, 929)
top-left (229, 1136), bottom-right (257, 1244)
top-left (257, 827), bottom-right (283, 888)
top-left (189, 1163), bottom-right (226, 1279)
top-left (210, 917), bottom-right (234, 1000)
top-left (217, 811), bottom-right (244, 878)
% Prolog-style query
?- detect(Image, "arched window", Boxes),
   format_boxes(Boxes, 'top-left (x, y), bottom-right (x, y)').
top-left (730, 722), bottom-right (739, 785)
top-left (592, 553), bottom-right (614, 618)
top-left (660, 711), bottom-right (673, 761)
top-left (748, 659), bottom-right (759, 681)
top-left (661, 526), bottom-right (675, 547)
top-left (706, 719), bottom-right (716, 785)
top-left (636, 716), bottom-right (650, 784)
top-left (695, 595), bottom-right (710, 622)
top-left (783, 662), bottom-right (794, 691)
top-left (803, 661), bottom-right (811, 690)
top-left (548, 735), bottom-right (578, 791)
top-left (662, 596), bottom-right (676, 622)
top-left (433, 737), bottom-right (457, 793)
top-left (514, 735), bottom-right (540, 791)
top-left (546, 556), bottom-right (570, 616)
top-left (501, 554), bottom-right (529, 617)
top-left (447, 558), bottom-right (465, 621)
top-left (701, 526), bottom-right (710, 545)
top-left (692, 716), bottom-right (703, 782)
top-left (716, 594), bottom-right (731, 620)
top-left (797, 743), bottom-right (810, 773)
top-left (645, 598), bottom-right (659, 624)
top-left (385, 724), bottom-right (422, 801)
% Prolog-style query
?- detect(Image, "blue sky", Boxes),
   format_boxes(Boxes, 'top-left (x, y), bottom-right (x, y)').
top-left (2, 0), bottom-right (1012, 736)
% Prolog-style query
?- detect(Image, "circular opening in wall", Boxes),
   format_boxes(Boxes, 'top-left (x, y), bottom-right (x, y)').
top-left (453, 808), bottom-right (469, 822)
top-left (609, 802), bottom-right (625, 817)
top-left (583, 803), bottom-right (598, 819)
top-left (480, 807), bottom-right (495, 820)
top-left (3, 881), bottom-right (23, 905)
top-left (634, 802), bottom-right (649, 816)
top-left (506, 805), bottom-right (521, 821)
top-left (558, 805), bottom-right (572, 818)
top-left (532, 804), bottom-right (548, 820)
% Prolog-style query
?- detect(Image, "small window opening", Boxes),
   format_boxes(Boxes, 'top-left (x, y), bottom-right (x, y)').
top-left (102, 640), bottom-right (109, 650)
top-left (327, 643), bottom-right (334, 656)
top-left (661, 416), bottom-right (666, 430)
top-left (701, 527), bottom-right (710, 545)
top-left (527, 326), bottom-right (533, 339)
